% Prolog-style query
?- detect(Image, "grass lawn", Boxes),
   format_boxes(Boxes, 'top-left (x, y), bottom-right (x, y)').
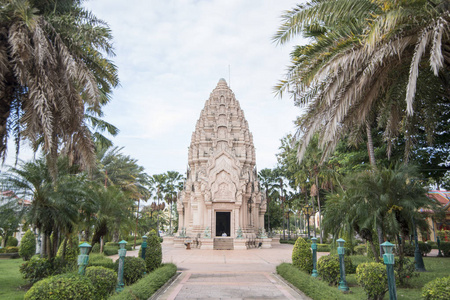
top-left (279, 256), bottom-right (450, 300)
top-left (0, 258), bottom-right (28, 300)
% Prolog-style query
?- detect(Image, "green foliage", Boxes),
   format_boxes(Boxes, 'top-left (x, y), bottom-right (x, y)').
top-left (403, 243), bottom-right (415, 256)
top-left (115, 256), bottom-right (145, 285)
top-left (419, 242), bottom-right (432, 256)
top-left (19, 230), bottom-right (36, 261)
top-left (109, 264), bottom-right (177, 300)
top-left (356, 262), bottom-right (388, 300)
top-left (56, 236), bottom-right (79, 262)
top-left (85, 266), bottom-right (117, 299)
top-left (87, 253), bottom-right (115, 270)
top-left (19, 256), bottom-right (70, 284)
top-left (354, 244), bottom-right (367, 255)
top-left (104, 246), bottom-right (119, 256)
top-left (141, 231), bottom-right (162, 272)
top-left (440, 242), bottom-right (450, 257)
top-left (366, 241), bottom-right (380, 261)
top-left (394, 256), bottom-right (418, 287)
top-left (317, 244), bottom-right (330, 252)
top-left (0, 246), bottom-right (19, 253)
top-left (422, 275), bottom-right (450, 300)
top-left (91, 243), bottom-right (100, 253)
top-left (6, 236), bottom-right (18, 247)
top-left (317, 255), bottom-right (341, 286)
top-left (292, 237), bottom-right (313, 274)
top-left (277, 263), bottom-right (347, 300)
top-left (24, 273), bottom-right (94, 300)
top-left (318, 254), bottom-right (356, 286)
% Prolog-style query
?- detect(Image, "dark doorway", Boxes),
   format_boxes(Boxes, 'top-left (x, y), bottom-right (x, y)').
top-left (215, 212), bottom-right (231, 236)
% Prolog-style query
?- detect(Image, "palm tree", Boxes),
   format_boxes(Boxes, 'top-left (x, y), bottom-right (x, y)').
top-left (1, 156), bottom-right (86, 258)
top-left (274, 0), bottom-right (449, 164)
top-left (0, 0), bottom-right (119, 170)
top-left (164, 171), bottom-right (183, 235)
top-left (152, 174), bottom-right (167, 236)
top-left (258, 168), bottom-right (279, 234)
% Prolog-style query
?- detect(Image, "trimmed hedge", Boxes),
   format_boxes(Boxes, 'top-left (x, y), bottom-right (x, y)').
top-left (317, 255), bottom-right (355, 286)
top-left (19, 230), bottom-right (36, 261)
top-left (439, 242), bottom-right (450, 257)
top-left (292, 237), bottom-right (313, 274)
top-left (104, 246), bottom-right (119, 256)
top-left (317, 244), bottom-right (331, 252)
top-left (422, 275), bottom-right (450, 299)
top-left (109, 263), bottom-right (177, 300)
top-left (139, 232), bottom-right (162, 272)
top-left (0, 246), bottom-right (19, 253)
top-left (88, 253), bottom-right (115, 270)
top-left (277, 263), bottom-right (346, 300)
top-left (115, 256), bottom-right (146, 285)
top-left (6, 236), bottom-right (18, 247)
top-left (24, 273), bottom-right (94, 300)
top-left (85, 266), bottom-right (117, 299)
top-left (20, 256), bottom-right (70, 284)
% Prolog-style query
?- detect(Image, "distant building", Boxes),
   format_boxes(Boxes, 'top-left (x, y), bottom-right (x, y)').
top-left (420, 190), bottom-right (450, 241)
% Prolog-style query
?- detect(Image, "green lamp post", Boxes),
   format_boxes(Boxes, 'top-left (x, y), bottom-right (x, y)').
top-left (381, 241), bottom-right (397, 300)
top-left (116, 240), bottom-right (128, 292)
top-left (437, 236), bottom-right (443, 257)
top-left (337, 238), bottom-right (349, 292)
top-left (78, 242), bottom-right (92, 275)
top-left (411, 217), bottom-right (426, 271)
top-left (141, 235), bottom-right (148, 275)
top-left (311, 237), bottom-right (319, 277)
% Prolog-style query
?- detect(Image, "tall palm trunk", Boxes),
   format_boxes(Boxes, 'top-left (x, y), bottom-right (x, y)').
top-left (315, 176), bottom-right (323, 243)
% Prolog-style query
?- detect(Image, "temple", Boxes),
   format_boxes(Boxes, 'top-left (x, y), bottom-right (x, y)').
top-left (175, 79), bottom-right (271, 249)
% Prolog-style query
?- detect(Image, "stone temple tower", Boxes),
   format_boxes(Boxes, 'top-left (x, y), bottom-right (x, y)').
top-left (176, 79), bottom-right (269, 249)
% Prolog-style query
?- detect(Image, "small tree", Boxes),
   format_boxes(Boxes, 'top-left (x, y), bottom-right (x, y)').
top-left (19, 230), bottom-right (36, 261)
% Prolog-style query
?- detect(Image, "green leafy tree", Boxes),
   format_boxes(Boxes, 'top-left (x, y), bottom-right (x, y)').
top-left (19, 229), bottom-right (36, 261)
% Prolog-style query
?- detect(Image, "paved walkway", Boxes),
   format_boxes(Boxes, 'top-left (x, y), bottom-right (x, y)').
top-left (155, 242), bottom-right (316, 300)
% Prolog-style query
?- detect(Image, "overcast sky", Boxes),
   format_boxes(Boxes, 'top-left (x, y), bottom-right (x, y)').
top-left (4, 0), bottom-right (307, 176)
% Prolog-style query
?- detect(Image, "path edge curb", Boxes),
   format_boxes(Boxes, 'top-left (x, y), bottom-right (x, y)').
top-left (148, 271), bottom-right (182, 300)
top-left (272, 272), bottom-right (312, 300)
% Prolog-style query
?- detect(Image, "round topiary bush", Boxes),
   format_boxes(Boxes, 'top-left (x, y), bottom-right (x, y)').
top-left (6, 236), bottom-right (18, 247)
top-left (19, 230), bottom-right (36, 261)
top-left (57, 235), bottom-right (80, 262)
top-left (20, 256), bottom-right (67, 284)
top-left (85, 266), bottom-right (117, 299)
top-left (141, 231), bottom-right (162, 272)
top-left (114, 256), bottom-right (145, 285)
top-left (292, 237), bottom-right (313, 274)
top-left (317, 254), bottom-right (355, 285)
top-left (356, 262), bottom-right (388, 300)
top-left (24, 273), bottom-right (94, 300)
top-left (91, 243), bottom-right (100, 253)
top-left (422, 275), bottom-right (450, 299)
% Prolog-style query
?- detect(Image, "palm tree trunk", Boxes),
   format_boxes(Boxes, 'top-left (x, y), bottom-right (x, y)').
top-left (368, 240), bottom-right (380, 263)
top-left (366, 123), bottom-right (376, 167)
top-left (315, 176), bottom-right (323, 243)
top-left (377, 224), bottom-right (384, 257)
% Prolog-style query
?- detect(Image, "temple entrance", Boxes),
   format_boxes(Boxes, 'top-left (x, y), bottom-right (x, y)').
top-left (215, 212), bottom-right (231, 237)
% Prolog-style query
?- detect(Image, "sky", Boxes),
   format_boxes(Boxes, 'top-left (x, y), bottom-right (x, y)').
top-left (4, 0), bottom-right (307, 176)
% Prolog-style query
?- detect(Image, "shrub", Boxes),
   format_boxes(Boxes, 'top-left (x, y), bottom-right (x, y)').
top-left (104, 245), bottom-right (119, 256)
top-left (56, 235), bottom-right (79, 262)
top-left (115, 256), bottom-right (146, 285)
top-left (356, 262), bottom-right (388, 300)
top-left (20, 256), bottom-right (70, 284)
top-left (88, 253), bottom-right (115, 270)
top-left (292, 237), bottom-right (313, 274)
top-left (317, 244), bottom-right (330, 252)
top-left (109, 264), bottom-right (177, 300)
top-left (139, 231), bottom-right (162, 272)
top-left (19, 230), bottom-right (36, 261)
top-left (317, 254), bottom-right (355, 285)
top-left (419, 242), bottom-right (432, 255)
top-left (91, 243), bottom-right (100, 253)
top-left (0, 246), bottom-right (19, 253)
top-left (24, 273), bottom-right (94, 300)
top-left (422, 275), bottom-right (450, 300)
top-left (403, 243), bottom-right (415, 256)
top-left (394, 256), bottom-right (418, 287)
top-left (366, 241), bottom-right (381, 261)
top-left (354, 244), bottom-right (367, 255)
top-left (6, 236), bottom-right (18, 247)
top-left (439, 242), bottom-right (450, 257)
top-left (85, 266), bottom-right (117, 299)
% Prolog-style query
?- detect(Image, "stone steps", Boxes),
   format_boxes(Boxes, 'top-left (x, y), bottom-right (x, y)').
top-left (214, 238), bottom-right (234, 250)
